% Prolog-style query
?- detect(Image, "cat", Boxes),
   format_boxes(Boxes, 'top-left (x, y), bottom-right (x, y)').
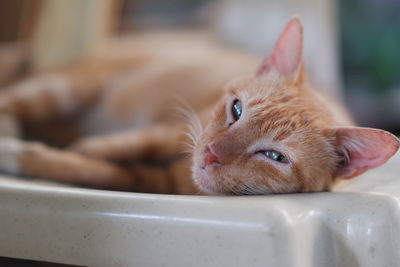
top-left (0, 18), bottom-right (397, 195)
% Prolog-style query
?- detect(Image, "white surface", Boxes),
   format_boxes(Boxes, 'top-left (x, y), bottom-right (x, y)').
top-left (0, 152), bottom-right (399, 267)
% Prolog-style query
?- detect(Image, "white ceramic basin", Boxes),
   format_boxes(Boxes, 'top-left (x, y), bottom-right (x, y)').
top-left (0, 153), bottom-right (399, 267)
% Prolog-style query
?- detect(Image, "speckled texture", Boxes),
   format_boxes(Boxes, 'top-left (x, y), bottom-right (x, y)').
top-left (0, 153), bottom-right (399, 267)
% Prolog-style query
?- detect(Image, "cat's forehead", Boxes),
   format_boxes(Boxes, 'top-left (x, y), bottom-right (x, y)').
top-left (223, 77), bottom-right (328, 137)
top-left (225, 76), bottom-right (295, 101)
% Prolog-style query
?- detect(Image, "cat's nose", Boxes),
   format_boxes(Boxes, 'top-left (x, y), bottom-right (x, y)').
top-left (204, 144), bottom-right (222, 167)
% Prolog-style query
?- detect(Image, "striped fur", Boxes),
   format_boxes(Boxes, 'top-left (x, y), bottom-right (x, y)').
top-left (0, 20), bottom-right (397, 195)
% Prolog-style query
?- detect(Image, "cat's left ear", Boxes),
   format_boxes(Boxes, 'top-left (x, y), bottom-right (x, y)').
top-left (256, 17), bottom-right (304, 82)
top-left (332, 127), bottom-right (399, 179)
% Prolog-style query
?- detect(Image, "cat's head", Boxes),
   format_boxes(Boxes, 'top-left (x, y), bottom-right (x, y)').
top-left (191, 18), bottom-right (399, 195)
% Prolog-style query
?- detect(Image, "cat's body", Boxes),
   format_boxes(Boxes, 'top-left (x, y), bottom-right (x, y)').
top-left (0, 19), bottom-right (397, 195)
top-left (0, 31), bottom-right (256, 194)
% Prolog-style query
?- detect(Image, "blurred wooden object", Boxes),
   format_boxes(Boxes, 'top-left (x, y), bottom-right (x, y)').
top-left (0, 1), bottom-right (40, 85)
top-left (0, 0), bottom-right (40, 42)
top-left (0, 43), bottom-right (29, 86)
top-left (31, 0), bottom-right (122, 71)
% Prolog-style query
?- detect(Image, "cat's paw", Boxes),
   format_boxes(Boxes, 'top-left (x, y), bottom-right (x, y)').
top-left (0, 137), bottom-right (23, 175)
top-left (0, 113), bottom-right (20, 138)
top-left (69, 138), bottom-right (103, 157)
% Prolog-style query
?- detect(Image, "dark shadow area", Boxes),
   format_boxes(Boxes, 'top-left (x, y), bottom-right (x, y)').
top-left (0, 257), bottom-right (85, 267)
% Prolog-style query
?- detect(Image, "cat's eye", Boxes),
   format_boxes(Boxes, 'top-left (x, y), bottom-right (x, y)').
top-left (262, 150), bottom-right (288, 163)
top-left (231, 99), bottom-right (242, 121)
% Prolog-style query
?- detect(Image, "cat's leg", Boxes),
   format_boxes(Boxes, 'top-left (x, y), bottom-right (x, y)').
top-left (0, 72), bottom-right (94, 123)
top-left (70, 124), bottom-right (200, 194)
top-left (0, 56), bottom-right (140, 123)
top-left (0, 113), bottom-right (21, 138)
top-left (0, 138), bottom-right (135, 190)
top-left (70, 124), bottom-right (191, 162)
top-left (0, 137), bottom-right (196, 194)
top-left (129, 157), bottom-right (197, 194)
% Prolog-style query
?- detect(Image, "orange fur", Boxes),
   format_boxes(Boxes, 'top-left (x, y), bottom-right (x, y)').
top-left (0, 20), bottom-right (397, 195)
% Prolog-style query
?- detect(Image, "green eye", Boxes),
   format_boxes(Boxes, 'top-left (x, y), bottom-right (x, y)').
top-left (232, 99), bottom-right (242, 121)
top-left (263, 150), bottom-right (287, 163)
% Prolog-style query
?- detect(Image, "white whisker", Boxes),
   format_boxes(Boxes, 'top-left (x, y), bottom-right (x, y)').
top-left (171, 97), bottom-right (203, 153)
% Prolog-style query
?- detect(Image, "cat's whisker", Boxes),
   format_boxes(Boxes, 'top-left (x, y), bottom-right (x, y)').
top-left (171, 98), bottom-right (203, 150)
top-left (231, 188), bottom-right (242, 196)
top-left (180, 140), bottom-right (195, 149)
top-left (185, 121), bottom-right (202, 149)
top-left (242, 185), bottom-right (257, 195)
top-left (239, 182), bottom-right (269, 195)
top-left (182, 130), bottom-right (198, 148)
top-left (180, 143), bottom-right (195, 155)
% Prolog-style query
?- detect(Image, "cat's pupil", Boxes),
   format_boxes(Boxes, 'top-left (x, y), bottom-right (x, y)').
top-left (264, 150), bottom-right (286, 162)
top-left (232, 100), bottom-right (242, 121)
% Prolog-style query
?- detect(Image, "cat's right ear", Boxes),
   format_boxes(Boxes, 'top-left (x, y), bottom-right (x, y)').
top-left (256, 17), bottom-right (303, 82)
top-left (332, 127), bottom-right (399, 179)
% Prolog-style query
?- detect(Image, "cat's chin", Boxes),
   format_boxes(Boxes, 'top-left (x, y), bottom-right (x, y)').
top-left (193, 167), bottom-right (219, 194)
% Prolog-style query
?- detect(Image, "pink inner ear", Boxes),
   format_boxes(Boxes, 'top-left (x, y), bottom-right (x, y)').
top-left (335, 127), bottom-right (400, 179)
top-left (256, 17), bottom-right (303, 78)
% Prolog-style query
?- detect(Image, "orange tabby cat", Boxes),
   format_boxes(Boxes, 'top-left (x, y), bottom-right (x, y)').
top-left (0, 18), bottom-right (397, 195)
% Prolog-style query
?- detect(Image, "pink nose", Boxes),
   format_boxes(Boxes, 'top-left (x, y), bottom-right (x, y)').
top-left (204, 144), bottom-right (221, 166)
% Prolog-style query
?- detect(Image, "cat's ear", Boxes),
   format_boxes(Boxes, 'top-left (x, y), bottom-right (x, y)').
top-left (256, 17), bottom-right (303, 81)
top-left (332, 127), bottom-right (399, 179)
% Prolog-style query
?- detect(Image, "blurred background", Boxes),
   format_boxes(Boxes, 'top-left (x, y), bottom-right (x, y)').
top-left (0, 0), bottom-right (398, 135)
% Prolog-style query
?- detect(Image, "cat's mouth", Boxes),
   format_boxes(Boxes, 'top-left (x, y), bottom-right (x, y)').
top-left (192, 146), bottom-right (226, 193)
top-left (194, 157), bottom-right (227, 194)
top-left (194, 167), bottom-right (215, 193)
